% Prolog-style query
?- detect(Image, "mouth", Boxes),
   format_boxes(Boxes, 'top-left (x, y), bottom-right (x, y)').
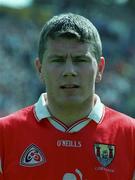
top-left (60, 84), bottom-right (80, 89)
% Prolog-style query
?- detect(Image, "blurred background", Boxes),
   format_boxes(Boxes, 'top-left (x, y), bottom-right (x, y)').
top-left (0, 0), bottom-right (135, 117)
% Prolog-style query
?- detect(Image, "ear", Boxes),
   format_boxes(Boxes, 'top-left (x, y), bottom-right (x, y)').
top-left (35, 57), bottom-right (42, 78)
top-left (96, 56), bottom-right (105, 83)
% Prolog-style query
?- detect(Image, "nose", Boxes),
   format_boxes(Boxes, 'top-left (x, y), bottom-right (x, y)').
top-left (62, 59), bottom-right (77, 77)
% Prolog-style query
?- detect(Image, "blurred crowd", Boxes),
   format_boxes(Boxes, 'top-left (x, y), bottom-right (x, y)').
top-left (0, 5), bottom-right (135, 117)
top-left (0, 14), bottom-right (42, 116)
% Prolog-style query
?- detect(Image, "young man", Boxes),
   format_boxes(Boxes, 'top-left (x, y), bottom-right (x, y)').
top-left (0, 13), bottom-right (135, 180)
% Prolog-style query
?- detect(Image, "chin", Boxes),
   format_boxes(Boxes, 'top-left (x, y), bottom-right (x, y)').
top-left (59, 96), bottom-right (84, 105)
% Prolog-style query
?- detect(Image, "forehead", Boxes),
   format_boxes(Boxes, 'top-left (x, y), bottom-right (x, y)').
top-left (45, 37), bottom-right (91, 56)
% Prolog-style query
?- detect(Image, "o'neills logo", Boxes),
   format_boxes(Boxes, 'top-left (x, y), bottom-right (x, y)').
top-left (57, 140), bottom-right (82, 148)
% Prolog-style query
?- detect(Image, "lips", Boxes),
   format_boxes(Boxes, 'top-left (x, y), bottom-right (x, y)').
top-left (60, 84), bottom-right (80, 89)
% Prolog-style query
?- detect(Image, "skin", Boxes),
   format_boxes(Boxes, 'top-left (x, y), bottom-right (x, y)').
top-left (35, 37), bottom-right (105, 126)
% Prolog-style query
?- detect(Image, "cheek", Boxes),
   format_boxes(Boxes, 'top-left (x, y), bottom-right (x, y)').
top-left (81, 66), bottom-right (97, 87)
top-left (40, 64), bottom-right (53, 81)
top-left (42, 69), bottom-right (59, 86)
top-left (82, 65), bottom-right (97, 79)
top-left (89, 63), bottom-right (98, 79)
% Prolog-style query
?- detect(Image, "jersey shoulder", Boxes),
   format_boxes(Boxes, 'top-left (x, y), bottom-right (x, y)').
top-left (104, 106), bottom-right (135, 127)
top-left (0, 105), bottom-right (34, 127)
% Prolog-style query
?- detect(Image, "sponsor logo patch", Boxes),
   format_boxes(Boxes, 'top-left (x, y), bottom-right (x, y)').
top-left (20, 144), bottom-right (46, 167)
top-left (94, 143), bottom-right (115, 167)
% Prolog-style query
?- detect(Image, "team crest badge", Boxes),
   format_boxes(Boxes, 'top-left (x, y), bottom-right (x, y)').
top-left (94, 143), bottom-right (115, 167)
top-left (20, 144), bottom-right (46, 167)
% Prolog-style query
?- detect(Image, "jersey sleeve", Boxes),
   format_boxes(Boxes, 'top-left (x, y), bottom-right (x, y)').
top-left (0, 120), bottom-right (4, 179)
top-left (132, 119), bottom-right (135, 179)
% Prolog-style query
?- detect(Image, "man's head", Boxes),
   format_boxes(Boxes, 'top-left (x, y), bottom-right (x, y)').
top-left (38, 13), bottom-right (102, 63)
top-left (36, 13), bottom-right (105, 109)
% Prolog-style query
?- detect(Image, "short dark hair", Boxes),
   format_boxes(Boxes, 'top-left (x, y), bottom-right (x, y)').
top-left (38, 13), bottom-right (102, 62)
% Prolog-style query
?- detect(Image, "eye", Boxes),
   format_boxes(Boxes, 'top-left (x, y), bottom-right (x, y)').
top-left (51, 58), bottom-right (65, 63)
top-left (73, 58), bottom-right (89, 63)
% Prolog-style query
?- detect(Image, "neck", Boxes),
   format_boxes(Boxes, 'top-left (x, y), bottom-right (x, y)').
top-left (46, 95), bottom-right (95, 126)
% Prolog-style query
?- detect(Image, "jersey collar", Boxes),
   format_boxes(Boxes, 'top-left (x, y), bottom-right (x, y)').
top-left (34, 93), bottom-right (104, 122)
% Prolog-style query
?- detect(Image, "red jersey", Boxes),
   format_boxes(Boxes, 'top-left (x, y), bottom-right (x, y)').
top-left (0, 93), bottom-right (135, 180)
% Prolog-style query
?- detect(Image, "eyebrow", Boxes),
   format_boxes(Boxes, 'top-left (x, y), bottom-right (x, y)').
top-left (47, 55), bottom-right (66, 59)
top-left (71, 55), bottom-right (91, 59)
top-left (48, 54), bottom-right (91, 59)
top-left (46, 54), bottom-right (92, 63)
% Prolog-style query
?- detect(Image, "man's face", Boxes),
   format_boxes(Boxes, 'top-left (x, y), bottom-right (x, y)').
top-left (36, 37), bottom-right (104, 106)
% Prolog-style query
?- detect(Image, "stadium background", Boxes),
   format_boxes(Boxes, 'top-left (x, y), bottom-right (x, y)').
top-left (0, 0), bottom-right (135, 117)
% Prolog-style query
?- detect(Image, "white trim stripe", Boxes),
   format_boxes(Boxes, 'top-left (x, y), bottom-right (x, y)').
top-left (67, 120), bottom-right (90, 133)
top-left (34, 93), bottom-right (105, 133)
top-left (88, 95), bottom-right (104, 123)
top-left (48, 117), bottom-right (66, 132)
top-left (67, 118), bottom-right (88, 131)
top-left (34, 94), bottom-right (51, 121)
